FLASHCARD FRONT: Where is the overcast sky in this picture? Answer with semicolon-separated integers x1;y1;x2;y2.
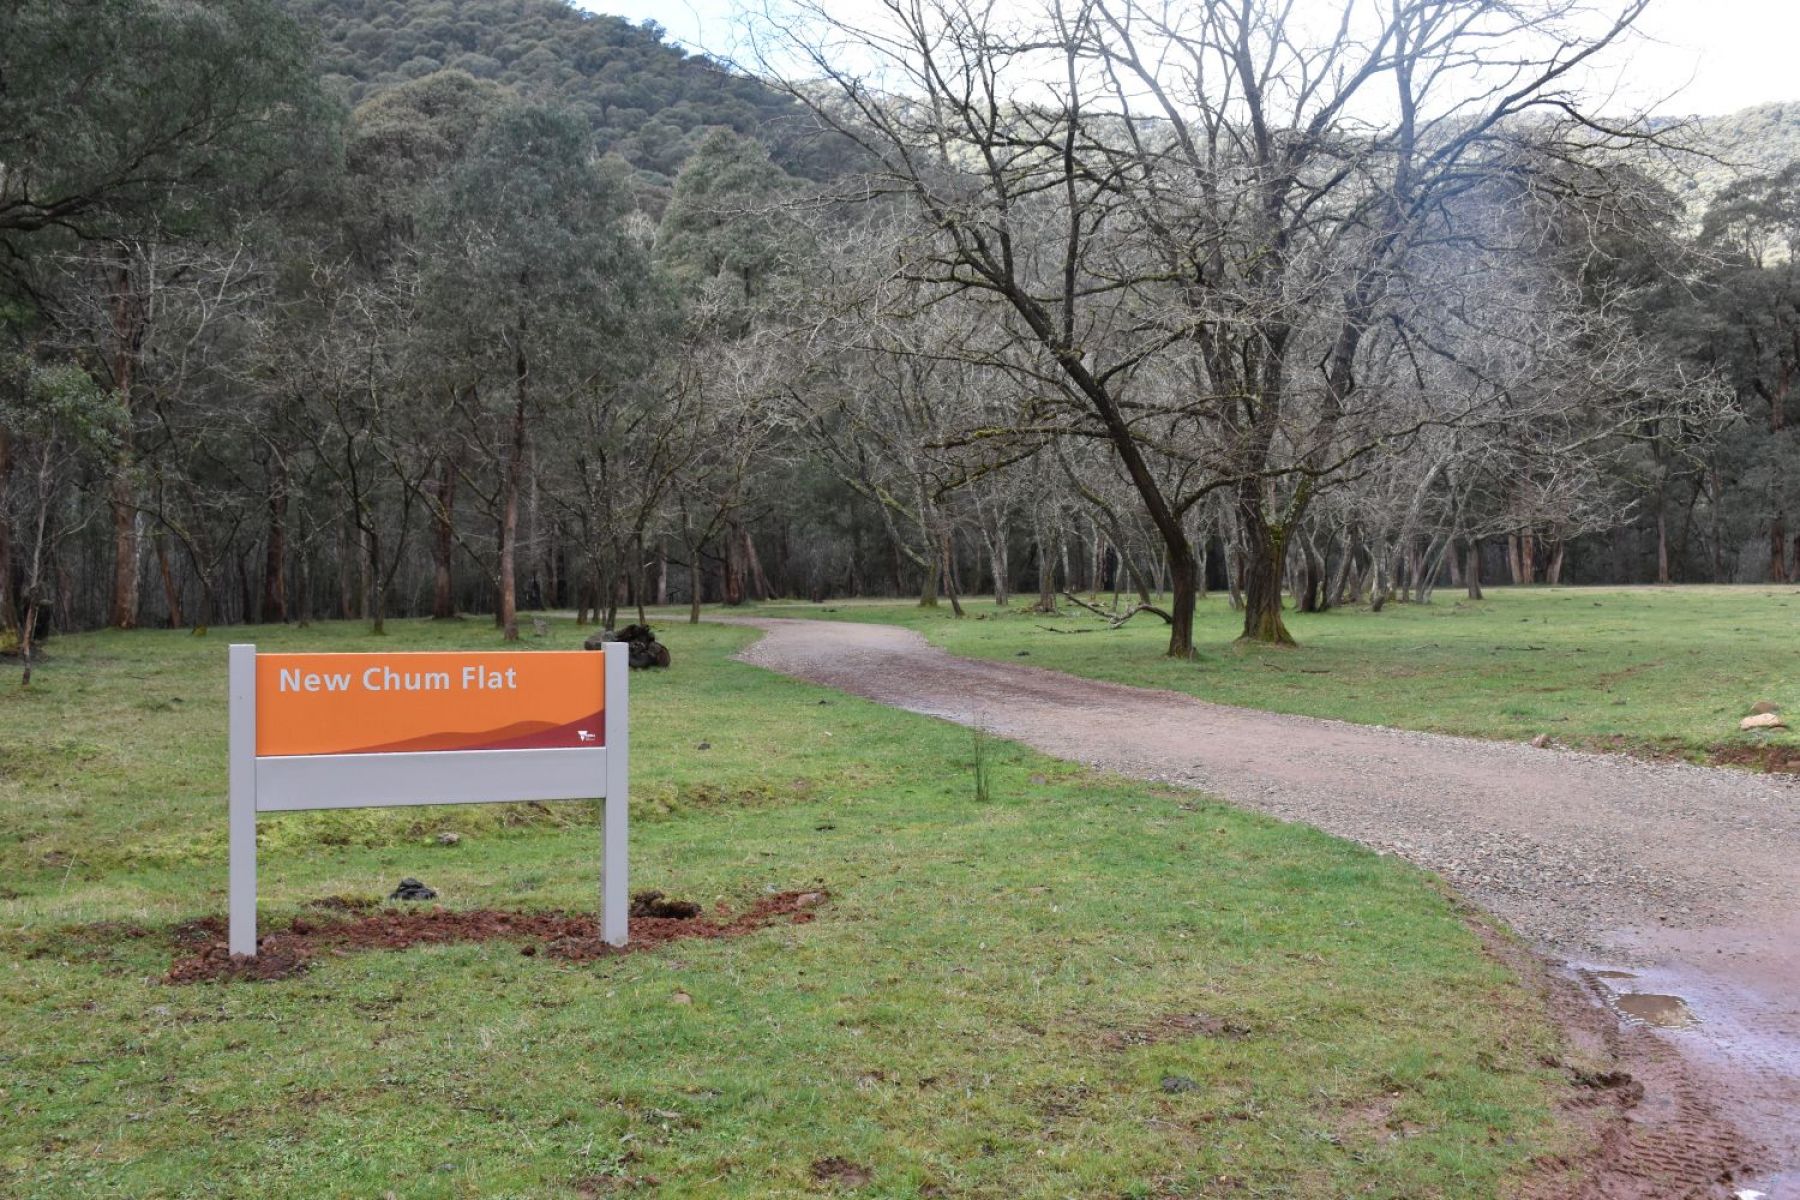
576;0;1800;117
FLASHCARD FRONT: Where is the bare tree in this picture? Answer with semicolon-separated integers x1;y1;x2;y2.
757;0;1661;653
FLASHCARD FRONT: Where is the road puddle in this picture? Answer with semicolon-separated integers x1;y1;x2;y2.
1614;991;1698;1029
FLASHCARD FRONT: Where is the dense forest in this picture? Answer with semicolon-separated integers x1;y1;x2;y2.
4;0;1800;670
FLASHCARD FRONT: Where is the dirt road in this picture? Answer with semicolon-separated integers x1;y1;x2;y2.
731;616;1800;1198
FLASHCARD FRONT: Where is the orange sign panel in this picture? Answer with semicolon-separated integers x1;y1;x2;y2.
255;652;605;757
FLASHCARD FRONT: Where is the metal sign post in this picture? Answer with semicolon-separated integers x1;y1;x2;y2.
226;643;628;956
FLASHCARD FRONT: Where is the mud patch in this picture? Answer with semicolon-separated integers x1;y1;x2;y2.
1101;1011;1252;1049
809;1157;872;1188
164;890;827;983
1491;950;1756;1198
1706;743;1800;774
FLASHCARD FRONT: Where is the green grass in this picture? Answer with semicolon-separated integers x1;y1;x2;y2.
752;584;1800;765
1;617;1574;1198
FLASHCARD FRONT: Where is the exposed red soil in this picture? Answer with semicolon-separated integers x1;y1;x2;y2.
164;890;827;984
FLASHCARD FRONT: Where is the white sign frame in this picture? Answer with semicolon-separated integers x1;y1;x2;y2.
227;642;629;956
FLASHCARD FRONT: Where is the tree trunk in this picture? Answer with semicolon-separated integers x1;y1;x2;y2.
296;532;313;628
0;427;15;649
1237;486;1294;644
1167;549;1197;659
261;457;288;623
1519;531;1537;584
1034;532;1056;612
1465;539;1483;601
154;529;183;628
428;460;458;619
742;526;772;600
1771;515;1789;583
941;530;964;618
1546;541;1565;586
365;523;385;635
106;252;143;630
918;548;940;607
338;520;356;619
499;339;528;641
724;524;747;605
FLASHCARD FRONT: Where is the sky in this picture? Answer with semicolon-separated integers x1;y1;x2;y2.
575;0;1800;117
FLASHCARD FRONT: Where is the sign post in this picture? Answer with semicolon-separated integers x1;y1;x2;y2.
226;643;628;956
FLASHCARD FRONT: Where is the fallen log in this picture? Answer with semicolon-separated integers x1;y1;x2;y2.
1059;591;1173;627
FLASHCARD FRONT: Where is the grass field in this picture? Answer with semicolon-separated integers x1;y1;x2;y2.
1;618;1575;1198
754;584;1800;767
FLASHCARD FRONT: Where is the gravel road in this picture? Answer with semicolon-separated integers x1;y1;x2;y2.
730;616;1800;1196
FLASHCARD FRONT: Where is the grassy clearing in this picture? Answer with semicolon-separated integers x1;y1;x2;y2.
3;618;1572;1198
752;584;1800;765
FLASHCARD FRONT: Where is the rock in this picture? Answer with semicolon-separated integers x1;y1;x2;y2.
1750;700;1781;715
388;878;437;901
794;891;827;909
1740;713;1787;731
671;989;693;1005
435;831;460;846
581;630;609;651
1160;1074;1202;1094
696;741;711;751
1530;733;1552;748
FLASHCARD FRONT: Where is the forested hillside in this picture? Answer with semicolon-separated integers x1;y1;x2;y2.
284;0;819;181
1662;102;1800;214
6;0;1800;669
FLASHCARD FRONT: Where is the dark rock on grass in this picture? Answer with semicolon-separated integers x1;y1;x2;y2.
629;889;702;919
583;623;672;669
1160;1074;1203;1094
389;878;438;901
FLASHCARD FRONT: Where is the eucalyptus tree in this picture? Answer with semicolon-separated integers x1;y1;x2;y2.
0;356;114;681
422;104;657;640
1;0;323;630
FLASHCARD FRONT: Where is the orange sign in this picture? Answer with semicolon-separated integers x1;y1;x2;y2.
255;652;605;757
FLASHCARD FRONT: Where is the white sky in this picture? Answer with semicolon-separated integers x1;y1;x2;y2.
575;0;1800;117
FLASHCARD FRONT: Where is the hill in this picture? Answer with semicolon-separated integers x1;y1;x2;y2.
284;0;821;182
1659;101;1800;215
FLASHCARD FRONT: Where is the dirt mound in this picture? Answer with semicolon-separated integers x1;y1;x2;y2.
629;889;702;919
165;890;827;983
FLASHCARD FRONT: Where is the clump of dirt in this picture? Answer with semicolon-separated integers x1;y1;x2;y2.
809;1157;872;1188
165;890;828;984
629;889;702;919
549;890;825;962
